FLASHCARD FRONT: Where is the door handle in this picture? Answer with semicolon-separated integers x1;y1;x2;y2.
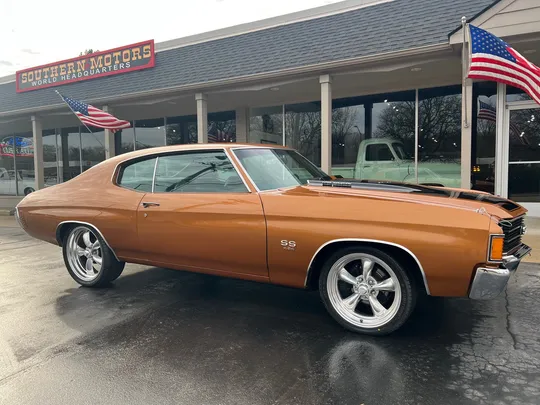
141;202;160;208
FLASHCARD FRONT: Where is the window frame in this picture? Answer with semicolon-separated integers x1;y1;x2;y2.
113;148;251;194
365;143;396;162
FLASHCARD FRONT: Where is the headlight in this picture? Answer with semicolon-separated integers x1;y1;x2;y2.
488;234;505;262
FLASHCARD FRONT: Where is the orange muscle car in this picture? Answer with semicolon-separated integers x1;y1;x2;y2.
16;144;531;335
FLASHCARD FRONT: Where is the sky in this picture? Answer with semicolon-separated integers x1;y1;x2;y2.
0;0;344;77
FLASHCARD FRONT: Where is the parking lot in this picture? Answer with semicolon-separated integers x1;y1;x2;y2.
1;217;539;405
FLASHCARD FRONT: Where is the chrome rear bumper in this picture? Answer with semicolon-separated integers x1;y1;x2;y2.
469;244;531;300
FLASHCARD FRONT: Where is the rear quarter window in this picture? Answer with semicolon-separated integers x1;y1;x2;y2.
117;157;156;192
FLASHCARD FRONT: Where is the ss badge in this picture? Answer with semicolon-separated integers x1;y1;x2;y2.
281;240;297;251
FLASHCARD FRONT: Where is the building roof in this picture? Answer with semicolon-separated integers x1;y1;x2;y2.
0;0;496;116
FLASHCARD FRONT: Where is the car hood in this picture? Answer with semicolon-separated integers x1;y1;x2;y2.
294;179;526;220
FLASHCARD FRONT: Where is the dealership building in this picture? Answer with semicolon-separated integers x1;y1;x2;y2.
1;0;540;214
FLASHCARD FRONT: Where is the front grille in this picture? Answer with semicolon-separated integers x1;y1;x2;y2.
500;216;525;254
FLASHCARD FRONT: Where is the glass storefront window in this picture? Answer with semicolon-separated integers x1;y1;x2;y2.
355;91;416;182
60;127;81;181
285;102;321;167
43;129;60;186
507;85;532;103
115;124;135;155
81;127;105;172
14;132;35;195
417;86;462;188
0;135;16;195
166;115;197;145
249;106;283;145
331;98;365;178
135;118;165;150
208;111;236;143
473;82;497;193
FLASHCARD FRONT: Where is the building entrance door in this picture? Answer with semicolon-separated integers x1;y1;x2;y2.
503;102;540;216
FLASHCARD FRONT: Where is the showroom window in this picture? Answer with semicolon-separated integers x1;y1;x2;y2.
80;126;105;172
0;133;35;196
154;151;246;193
472;82;497;194
285;102;321;167
43;129;60;186
166;115;197;145
249;106;283;145
135;118;165;149
208;111;236;143
115;124;136;154
331;90;415;180
417;85;462;188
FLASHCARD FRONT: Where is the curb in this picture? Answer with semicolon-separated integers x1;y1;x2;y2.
0;209;15;216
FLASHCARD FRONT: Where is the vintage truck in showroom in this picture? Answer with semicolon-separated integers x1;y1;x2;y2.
15;143;530;335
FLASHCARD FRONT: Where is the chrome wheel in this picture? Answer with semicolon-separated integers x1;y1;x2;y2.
327;253;402;329
66;227;103;282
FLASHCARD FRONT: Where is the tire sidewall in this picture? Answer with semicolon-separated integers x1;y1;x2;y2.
319;246;417;336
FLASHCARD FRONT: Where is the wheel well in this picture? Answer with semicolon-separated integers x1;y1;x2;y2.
56;222;76;246
305;241;429;295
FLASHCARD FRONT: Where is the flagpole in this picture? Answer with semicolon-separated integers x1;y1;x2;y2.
462;16;470;128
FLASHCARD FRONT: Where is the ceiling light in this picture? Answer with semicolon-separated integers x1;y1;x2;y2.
411;67;422;72
270;87;280;91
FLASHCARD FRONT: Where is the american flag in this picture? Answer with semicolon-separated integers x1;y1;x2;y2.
208;129;235;143
60;93;131;132
467;25;540;105
478;101;529;145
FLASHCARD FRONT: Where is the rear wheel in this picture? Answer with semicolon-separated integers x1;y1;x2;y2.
319;246;416;336
62;225;125;287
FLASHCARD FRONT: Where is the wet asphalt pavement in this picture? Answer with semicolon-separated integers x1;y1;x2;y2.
1;220;540;405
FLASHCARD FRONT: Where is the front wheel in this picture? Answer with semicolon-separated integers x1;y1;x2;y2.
62;225;125;287
319;246;417;336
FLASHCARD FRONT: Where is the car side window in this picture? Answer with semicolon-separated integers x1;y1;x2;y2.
366;144;394;161
117;157;157;192
154;151;247;193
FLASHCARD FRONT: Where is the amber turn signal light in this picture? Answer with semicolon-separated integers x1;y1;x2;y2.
489;235;504;262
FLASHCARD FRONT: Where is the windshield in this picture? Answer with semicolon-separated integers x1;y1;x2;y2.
233;148;331;191
392;143;412;160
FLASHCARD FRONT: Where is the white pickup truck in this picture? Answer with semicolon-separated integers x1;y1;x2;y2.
332;138;461;188
0;168;35;195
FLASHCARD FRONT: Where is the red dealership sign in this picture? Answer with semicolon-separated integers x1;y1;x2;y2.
16;40;155;93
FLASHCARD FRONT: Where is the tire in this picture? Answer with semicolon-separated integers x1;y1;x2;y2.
24;187;34;196
319;246;417;336
62;224;125;287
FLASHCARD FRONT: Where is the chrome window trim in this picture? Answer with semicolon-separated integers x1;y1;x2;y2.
151;156;159;193
305;238;431;295
111;147;250;194
223;148;252;193
231;146;319;193
56;221;120;262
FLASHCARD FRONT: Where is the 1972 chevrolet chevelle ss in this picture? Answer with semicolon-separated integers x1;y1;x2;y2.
16;144;531;335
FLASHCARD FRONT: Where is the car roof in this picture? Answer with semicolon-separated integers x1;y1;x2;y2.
105;142;293;165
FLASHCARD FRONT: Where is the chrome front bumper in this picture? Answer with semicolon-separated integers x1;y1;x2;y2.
469;244;532;300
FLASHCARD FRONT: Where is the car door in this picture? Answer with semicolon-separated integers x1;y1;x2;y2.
135;149;268;278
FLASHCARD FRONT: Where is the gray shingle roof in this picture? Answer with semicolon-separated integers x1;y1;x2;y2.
0;0;496;115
